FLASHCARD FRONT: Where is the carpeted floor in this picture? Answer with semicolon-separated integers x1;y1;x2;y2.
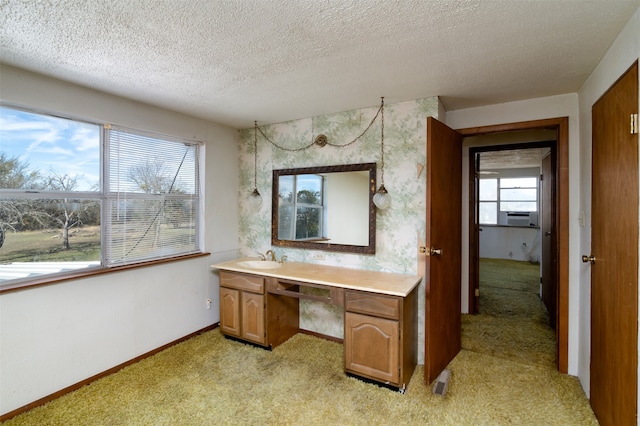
462;258;556;368
4;259;597;425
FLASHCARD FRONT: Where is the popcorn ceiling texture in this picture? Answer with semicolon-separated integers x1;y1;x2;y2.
1;0;638;128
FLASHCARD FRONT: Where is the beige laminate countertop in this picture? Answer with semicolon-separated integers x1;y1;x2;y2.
211;258;422;297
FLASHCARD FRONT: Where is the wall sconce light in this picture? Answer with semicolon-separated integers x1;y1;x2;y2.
249;121;263;208
373;97;391;210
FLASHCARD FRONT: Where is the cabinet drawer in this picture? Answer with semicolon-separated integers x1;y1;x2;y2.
220;271;264;293
344;290;400;320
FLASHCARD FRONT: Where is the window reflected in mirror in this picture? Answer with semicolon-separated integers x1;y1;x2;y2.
278;174;324;241
272;163;376;254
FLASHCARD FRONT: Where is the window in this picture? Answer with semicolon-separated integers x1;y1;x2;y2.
277;174;325;241
0;106;202;285
105;126;200;266
479;177;538;225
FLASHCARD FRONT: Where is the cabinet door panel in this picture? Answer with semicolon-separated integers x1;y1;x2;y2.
242;292;265;345
345;312;399;384
220;287;240;337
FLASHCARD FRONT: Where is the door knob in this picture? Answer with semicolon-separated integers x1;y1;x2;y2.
419;246;443;256
544;231;552;236
582;255;596;264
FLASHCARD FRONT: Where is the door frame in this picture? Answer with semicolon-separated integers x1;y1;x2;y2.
458;117;569;373
469;140;556;314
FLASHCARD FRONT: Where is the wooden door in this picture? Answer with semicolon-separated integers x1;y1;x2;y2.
590;61;638;426
541;151;557;329
424;117;462;384
469;151;480;313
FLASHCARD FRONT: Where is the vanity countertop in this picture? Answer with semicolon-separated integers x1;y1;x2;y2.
211;258;422;297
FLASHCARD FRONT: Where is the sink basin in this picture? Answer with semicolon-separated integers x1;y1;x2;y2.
237;260;282;270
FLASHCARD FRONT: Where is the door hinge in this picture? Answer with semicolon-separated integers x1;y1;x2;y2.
475;288;480;297
632;113;638;135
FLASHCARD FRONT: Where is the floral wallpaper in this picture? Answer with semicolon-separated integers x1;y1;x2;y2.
237;97;440;363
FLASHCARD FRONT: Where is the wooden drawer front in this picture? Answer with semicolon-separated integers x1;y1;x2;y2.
220;271;264;293
345;291;400;320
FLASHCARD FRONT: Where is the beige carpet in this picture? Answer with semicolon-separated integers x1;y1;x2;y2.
4;259;597;425
5;330;596;425
462;258;556;368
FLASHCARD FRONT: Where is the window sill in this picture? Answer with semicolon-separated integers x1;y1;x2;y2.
0;252;211;294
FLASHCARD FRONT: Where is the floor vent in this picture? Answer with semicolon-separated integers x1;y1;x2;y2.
432;369;451;396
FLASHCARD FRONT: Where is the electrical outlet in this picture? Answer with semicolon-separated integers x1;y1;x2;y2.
313;253;325;260
206;298;211;310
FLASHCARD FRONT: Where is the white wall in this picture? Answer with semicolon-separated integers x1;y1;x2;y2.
576;8;640;400
480;226;541;263
0;65;240;416
447;93;581;376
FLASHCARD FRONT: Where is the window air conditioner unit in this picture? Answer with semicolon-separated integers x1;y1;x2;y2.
499;212;538;227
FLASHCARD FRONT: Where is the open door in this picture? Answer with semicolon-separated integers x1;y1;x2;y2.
424;117;462;384
588;61;638;426
541;151;557;330
469;151;480;313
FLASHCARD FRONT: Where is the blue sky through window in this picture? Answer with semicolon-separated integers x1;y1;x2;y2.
0;106;100;191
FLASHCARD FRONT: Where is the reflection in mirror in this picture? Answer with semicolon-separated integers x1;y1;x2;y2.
272;163;376;254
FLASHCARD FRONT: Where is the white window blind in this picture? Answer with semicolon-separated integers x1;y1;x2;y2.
105;126;201;266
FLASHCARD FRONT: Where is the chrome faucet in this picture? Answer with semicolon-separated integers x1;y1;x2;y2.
265;249;276;262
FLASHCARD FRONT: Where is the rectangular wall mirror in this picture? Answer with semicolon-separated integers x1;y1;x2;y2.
272;163;376;254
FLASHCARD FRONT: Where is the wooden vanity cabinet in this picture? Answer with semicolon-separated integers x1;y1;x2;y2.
219;271;267;346
214;261;420;391
344;288;418;390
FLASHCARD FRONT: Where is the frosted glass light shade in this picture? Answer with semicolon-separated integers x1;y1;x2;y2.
249;188;263;208
373;185;391;210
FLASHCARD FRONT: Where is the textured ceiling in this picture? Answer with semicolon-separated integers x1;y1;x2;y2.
1;0;639;129
480;148;549;170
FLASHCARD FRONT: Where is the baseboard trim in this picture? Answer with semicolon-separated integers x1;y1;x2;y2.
299;328;343;344
0;323;218;422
